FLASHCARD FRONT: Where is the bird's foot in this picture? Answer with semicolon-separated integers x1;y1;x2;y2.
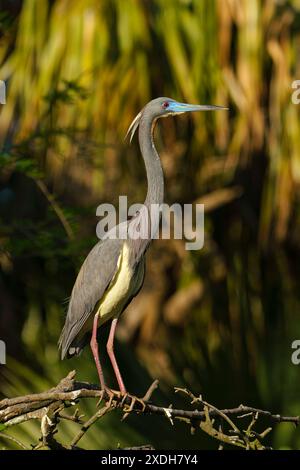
120;380;160;420
121;393;147;421
96;387;121;407
97;381;159;418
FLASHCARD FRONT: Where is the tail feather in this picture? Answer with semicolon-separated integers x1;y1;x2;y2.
58;322;88;359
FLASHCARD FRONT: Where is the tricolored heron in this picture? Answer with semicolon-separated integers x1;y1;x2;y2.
59;97;227;394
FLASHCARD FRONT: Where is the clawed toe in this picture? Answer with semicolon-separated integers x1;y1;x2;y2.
96;382;158;420
121;394;146;420
96;387;122;407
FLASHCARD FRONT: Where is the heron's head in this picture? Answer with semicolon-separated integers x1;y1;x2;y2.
126;97;228;142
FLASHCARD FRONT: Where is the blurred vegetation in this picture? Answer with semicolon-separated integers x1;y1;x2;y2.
1;0;300;449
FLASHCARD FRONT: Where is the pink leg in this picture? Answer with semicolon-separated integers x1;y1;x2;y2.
90;314;106;390
107;318;126;394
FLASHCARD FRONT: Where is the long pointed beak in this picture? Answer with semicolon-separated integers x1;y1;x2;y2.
168;102;228;113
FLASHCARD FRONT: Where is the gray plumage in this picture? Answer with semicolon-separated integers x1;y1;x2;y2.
59;238;122;358
58;97;226;390
59;98;166;359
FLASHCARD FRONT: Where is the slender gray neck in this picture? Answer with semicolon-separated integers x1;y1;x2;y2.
139;115;164;209
127;112;164;263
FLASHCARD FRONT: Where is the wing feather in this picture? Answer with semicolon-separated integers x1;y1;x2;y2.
59;238;122;358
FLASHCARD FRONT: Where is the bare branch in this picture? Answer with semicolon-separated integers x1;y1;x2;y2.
0;371;298;450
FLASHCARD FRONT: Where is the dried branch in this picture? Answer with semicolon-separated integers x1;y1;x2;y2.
0;371;298;450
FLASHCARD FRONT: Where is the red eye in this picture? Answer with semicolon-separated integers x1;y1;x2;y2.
162;101;169;109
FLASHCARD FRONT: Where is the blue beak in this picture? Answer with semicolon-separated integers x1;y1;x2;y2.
168;101;228;113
